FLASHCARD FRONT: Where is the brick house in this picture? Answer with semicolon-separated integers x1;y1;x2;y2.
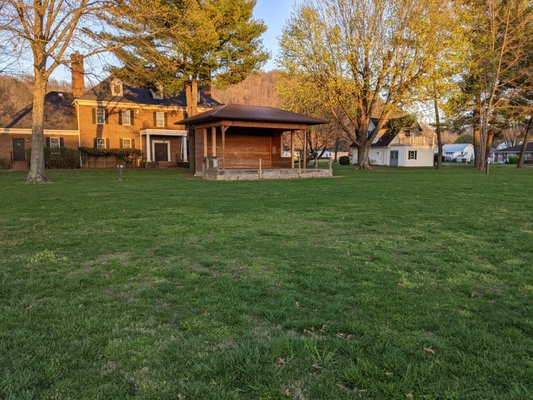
0;56;221;169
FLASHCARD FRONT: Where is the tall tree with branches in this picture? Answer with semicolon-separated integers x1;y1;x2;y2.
0;1;159;183
278;0;464;169
104;0;269;117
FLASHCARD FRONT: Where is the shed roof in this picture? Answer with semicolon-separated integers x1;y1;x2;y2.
443;143;473;152
178;104;327;126
0;91;77;130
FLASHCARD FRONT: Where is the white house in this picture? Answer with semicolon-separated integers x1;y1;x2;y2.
442;143;474;163
351;121;436;167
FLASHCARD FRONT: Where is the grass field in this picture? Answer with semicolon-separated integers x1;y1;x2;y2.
0;166;532;400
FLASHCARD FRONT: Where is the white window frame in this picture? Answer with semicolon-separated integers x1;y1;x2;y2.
96;108;106;125
155;111;165;128
122;109;131;126
49;137;61;154
96;138;107;149
408;150;418;160
122;138;133;149
111;79;123;97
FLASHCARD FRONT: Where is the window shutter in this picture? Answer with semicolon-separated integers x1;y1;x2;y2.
92;109;96;124
131;139;136;149
104;110;109;124
164;112;167;128
60;138;64;148
118;110;123;125
130;110;135;125
153;112;157;127
106;138;110;149
120;138;124;149
46;137;51;147
93;138;98;149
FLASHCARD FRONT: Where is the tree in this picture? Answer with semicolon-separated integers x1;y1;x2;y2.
0;1;137;183
456;0;533;172
278;0;464;169
105;0;269;117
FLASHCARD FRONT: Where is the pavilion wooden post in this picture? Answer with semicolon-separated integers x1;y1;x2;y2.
211;127;217;168
259;158;263;178
203;128;208;172
303;129;307;170
221;126;228;170
290;131;295;169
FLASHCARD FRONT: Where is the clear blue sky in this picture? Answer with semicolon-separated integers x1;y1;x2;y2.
253;0;296;71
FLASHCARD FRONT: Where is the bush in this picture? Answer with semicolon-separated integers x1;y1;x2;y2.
507;156;519;164
79;147;142;167
339;155;351;165
454;134;473;144
0;158;10;169
26;147;81;169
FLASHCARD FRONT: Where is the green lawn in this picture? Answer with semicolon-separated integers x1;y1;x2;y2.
0;166;532;400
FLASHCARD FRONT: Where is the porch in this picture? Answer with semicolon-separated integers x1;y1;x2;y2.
140;129;188;165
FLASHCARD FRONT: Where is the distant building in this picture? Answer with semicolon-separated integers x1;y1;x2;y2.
442;143;475;163
492;143;533;163
351;121;436;167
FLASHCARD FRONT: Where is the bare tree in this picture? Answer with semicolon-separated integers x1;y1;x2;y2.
278;0;466;169
0;1;155;183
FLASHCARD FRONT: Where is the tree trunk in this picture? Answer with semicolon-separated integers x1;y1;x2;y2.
185;79;198;117
434;99;443;169
473;101;482;169
26;76;48;184
357;142;371;170
334;136;339;162
484;132;494;175
517;118;531;168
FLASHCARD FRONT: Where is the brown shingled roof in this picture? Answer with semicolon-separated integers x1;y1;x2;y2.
178;104;327;126
0;91;78;130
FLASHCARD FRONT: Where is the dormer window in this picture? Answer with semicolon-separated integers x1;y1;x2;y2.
151;85;164;100
111;78;123;97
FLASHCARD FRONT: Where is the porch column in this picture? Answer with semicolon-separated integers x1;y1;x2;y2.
211;127;217;157
303;129;307;170
182;135;188;162
290;131;295;169
146;134;151;162
203;128;208;171
221;126;228;169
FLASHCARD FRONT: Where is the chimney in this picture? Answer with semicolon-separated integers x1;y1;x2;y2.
71;53;85;97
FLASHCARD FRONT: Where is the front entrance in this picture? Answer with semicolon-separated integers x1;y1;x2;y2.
390;150;399;167
12;139;26;161
154;142;169;162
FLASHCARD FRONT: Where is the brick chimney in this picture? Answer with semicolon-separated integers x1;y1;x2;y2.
71;53;85;97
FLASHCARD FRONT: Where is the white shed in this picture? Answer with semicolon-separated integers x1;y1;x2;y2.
442;144;474;163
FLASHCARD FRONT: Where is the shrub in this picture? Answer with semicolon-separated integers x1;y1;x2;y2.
339;155;351;165
79;147;142;167
0;158;10;169
507;156;519;164
26;147;81;169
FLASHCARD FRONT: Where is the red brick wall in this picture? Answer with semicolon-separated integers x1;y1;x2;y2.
77;104;187;149
0;133;79;164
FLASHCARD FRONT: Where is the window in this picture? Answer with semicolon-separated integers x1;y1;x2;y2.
96;108;106;125
408;150;418;160
404;129;411;137
49;137;61;154
121;109;131;125
111;78;123;97
96;138;107;149
155;111;165;128
122;138;132;149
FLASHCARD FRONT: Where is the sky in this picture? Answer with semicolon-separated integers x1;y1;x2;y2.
253;0;296;71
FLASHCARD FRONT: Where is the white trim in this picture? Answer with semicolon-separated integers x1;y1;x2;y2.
0;128;79;136
121;109;131;126
140;129;187;137
155;111;165;128
73;99;187;111
182;136;188;162
152;140;171;162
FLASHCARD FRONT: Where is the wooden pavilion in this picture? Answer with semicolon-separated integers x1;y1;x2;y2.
179;104;332;180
